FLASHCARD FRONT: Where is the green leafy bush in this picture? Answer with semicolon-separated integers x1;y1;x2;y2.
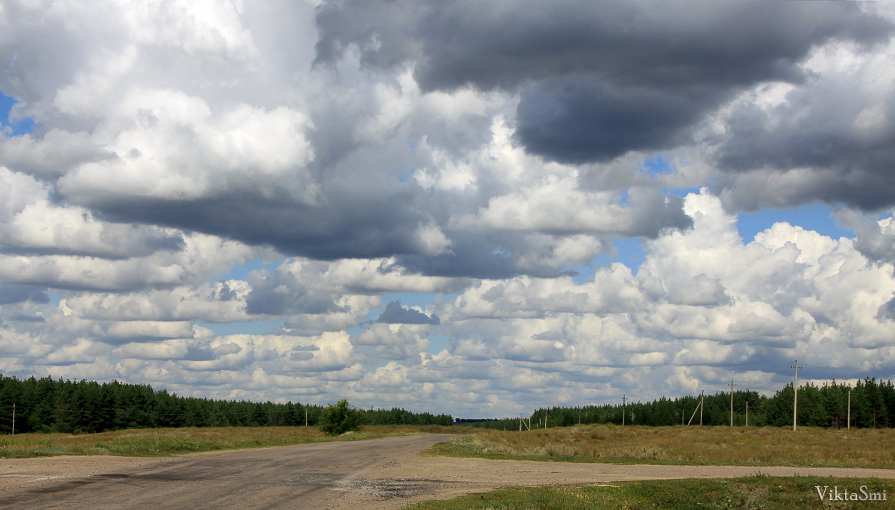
318;399;362;436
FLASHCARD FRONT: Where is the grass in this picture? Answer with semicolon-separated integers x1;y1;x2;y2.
5;422;895;471
0;424;459;458
404;476;895;510
424;424;895;469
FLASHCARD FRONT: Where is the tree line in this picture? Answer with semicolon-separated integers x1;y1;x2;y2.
4;374;892;434
470;378;895;430
0;374;452;434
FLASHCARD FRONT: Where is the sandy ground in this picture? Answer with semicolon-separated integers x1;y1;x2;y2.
3;436;895;509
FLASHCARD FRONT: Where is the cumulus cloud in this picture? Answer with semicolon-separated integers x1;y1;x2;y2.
2;0;895;416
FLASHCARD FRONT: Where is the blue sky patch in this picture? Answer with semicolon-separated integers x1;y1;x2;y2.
0;90;35;136
737;203;854;243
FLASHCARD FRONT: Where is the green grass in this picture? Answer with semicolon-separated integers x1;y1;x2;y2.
0;424;460;458
423;425;895;469
403;476;895;509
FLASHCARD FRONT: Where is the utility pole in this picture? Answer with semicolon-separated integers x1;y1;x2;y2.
730;380;736;427
700;390;704;426
305;407;308;427
792;360;802;431
621;394;627;426
847;389;851;431
686;400;700;426
11;403;14;435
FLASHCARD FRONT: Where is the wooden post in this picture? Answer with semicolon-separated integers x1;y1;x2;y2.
746;400;749;427
11;403;14;435
730;380;736;427
700;391;703;426
305;407;308;427
847;389;851;431
791;360;801;431
687;399;701;426
621;395;627;426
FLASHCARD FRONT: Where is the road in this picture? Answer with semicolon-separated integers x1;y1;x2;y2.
3;434;895;510
0;434;457;510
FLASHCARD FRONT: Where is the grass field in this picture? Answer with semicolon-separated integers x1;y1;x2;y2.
425;423;895;469
0;424;457;458
403;476;895;510
4;423;894;469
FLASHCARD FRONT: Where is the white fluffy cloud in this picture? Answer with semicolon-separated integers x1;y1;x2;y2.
1;0;894;417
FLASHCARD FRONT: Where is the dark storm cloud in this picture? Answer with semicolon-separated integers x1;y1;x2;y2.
87;185;427;261
376;300;440;325
315;0;891;163
516;76;711;163
317;0;887;90
0;284;49;305
714;79;895;211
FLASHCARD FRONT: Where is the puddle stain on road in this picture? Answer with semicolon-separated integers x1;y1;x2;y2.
335;478;446;499
286;473;445;500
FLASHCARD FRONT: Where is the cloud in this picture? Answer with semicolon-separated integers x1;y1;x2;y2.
315;0;891;164
352;323;431;360
0;284;48;305
451;180;691;237
2;0;895;417
376;300;440;325
712;39;895;211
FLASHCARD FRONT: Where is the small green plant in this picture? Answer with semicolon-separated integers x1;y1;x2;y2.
318;399;363;436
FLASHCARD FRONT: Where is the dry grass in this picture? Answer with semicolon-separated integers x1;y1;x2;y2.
430;424;895;469
0;424;460;458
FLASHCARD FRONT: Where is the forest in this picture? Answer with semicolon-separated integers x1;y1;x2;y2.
0;374;453;434
1;374;893;434
470;378;895;430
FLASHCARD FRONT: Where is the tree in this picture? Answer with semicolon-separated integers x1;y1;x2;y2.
318;399;362;436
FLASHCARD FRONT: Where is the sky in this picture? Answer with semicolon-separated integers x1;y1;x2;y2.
2;0;895;418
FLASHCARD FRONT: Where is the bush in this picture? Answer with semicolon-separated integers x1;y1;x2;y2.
318;399;362;436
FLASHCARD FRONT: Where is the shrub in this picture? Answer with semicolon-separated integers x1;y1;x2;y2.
318;399;362;436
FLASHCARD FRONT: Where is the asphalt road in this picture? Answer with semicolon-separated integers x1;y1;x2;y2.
0;434;457;510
